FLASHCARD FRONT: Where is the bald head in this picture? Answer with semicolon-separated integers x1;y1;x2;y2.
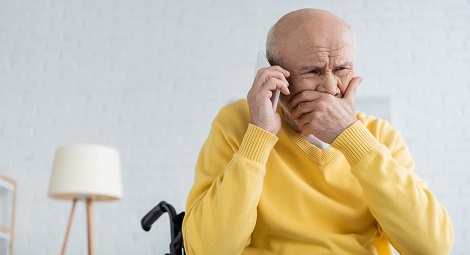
266;8;355;65
268;9;359;131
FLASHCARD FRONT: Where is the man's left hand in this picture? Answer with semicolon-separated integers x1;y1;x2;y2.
288;76;363;144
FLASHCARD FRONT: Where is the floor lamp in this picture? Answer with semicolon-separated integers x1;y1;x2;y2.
48;144;123;255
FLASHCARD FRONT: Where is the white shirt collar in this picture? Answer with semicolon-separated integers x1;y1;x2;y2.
300;134;330;149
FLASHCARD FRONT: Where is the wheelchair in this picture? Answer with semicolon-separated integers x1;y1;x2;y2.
141;201;186;255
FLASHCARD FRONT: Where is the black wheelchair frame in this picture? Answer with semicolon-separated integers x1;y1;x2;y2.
141;201;186;255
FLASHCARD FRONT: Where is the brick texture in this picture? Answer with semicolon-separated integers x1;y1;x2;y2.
0;0;469;254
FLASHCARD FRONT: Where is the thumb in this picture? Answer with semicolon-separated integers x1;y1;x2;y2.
343;76;363;105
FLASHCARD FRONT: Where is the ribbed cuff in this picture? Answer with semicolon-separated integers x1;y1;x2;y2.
237;124;279;165
331;121;380;166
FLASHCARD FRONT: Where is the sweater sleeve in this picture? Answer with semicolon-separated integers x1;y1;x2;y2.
331;121;454;255
182;120;278;255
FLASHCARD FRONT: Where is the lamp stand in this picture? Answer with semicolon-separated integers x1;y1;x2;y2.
61;198;77;255
60;198;95;255
86;198;95;255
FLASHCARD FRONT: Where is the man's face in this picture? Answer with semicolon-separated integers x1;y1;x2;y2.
277;25;356;131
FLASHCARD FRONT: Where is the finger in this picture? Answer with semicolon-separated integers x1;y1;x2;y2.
264;90;272;99
301;125;314;137
298;113;316;136
288;90;325;110
255;68;289;88
261;78;290;95
271;65;290;77
255;66;289;82
297;111;319;130
343;76;363;104
290;101;316;120
249;88;272;102
279;82;290;95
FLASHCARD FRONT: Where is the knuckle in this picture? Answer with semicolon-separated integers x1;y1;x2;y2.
316;101;326;109
256;68;268;76
272;65;282;71
265;79;276;89
318;94;328;101
267;77;277;83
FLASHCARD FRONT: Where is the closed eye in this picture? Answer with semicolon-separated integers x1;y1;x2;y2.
309;69;320;74
334;67;348;72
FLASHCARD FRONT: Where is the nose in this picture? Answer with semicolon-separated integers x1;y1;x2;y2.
316;73;340;96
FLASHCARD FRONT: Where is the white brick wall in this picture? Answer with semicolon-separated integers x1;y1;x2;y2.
0;0;468;254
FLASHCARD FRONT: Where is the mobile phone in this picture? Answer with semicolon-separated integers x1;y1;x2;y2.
254;50;280;111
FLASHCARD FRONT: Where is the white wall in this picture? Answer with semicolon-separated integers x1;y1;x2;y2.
0;0;469;254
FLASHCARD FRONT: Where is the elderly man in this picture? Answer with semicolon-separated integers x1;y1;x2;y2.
182;8;453;254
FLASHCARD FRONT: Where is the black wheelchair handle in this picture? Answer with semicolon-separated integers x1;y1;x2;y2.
141;201;167;231
141;201;183;255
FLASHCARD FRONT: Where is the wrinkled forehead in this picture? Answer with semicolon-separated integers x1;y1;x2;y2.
282;21;356;57
276;22;356;70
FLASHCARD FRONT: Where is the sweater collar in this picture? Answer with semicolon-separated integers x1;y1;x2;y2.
279;108;341;166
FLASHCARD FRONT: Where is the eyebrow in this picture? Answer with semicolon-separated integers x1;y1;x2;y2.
300;61;354;71
334;61;354;68
299;63;324;72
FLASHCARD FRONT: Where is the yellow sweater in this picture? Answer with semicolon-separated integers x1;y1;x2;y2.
183;99;453;255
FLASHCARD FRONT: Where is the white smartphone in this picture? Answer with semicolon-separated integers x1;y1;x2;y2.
254;50;280;111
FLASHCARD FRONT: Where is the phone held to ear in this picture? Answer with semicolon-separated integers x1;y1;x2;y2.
254;50;280;112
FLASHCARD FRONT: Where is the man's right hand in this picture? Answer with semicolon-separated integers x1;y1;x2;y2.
247;66;290;135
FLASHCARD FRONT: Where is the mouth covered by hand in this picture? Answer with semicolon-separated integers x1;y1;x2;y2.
280;77;363;144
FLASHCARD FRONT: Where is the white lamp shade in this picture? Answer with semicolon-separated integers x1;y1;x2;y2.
48;144;123;201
